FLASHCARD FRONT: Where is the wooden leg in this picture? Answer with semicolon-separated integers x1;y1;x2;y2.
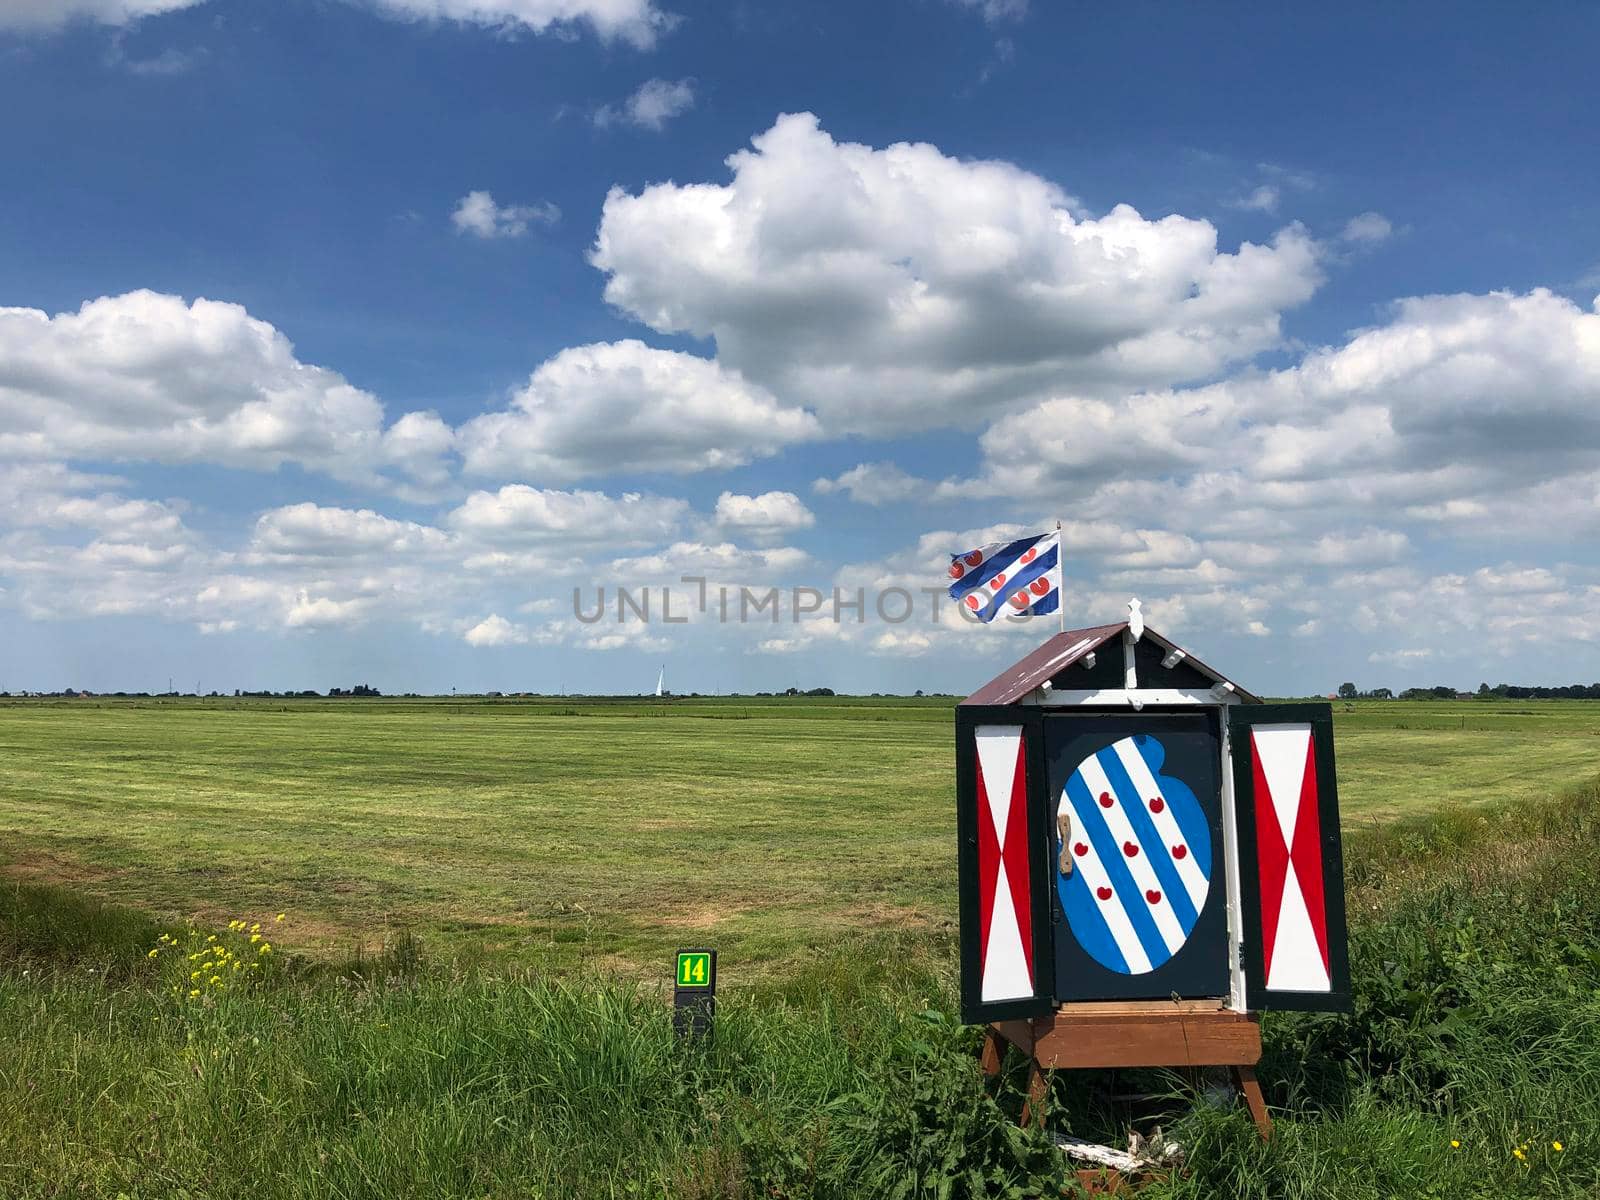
980;1026;1005;1078
1019;1059;1049;1128
1232;1065;1271;1140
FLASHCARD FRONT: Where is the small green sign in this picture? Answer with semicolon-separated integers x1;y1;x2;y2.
676;951;712;989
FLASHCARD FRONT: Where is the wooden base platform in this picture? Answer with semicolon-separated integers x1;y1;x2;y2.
981;1000;1271;1140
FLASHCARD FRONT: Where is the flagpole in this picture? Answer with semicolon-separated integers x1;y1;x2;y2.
1056;518;1066;636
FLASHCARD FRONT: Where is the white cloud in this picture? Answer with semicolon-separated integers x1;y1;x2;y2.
451;190;560;239
447;483;686;545
463;613;528;646
607;539;808;579
593;113;1322;435
249;504;451;560
0;0;201;31
284;591;371;629
0;291;452;492
812;462;926;505
0;0;673;43
1233;185;1280;214
947;0;1028;22
964;289;1600;535
594;77;695;130
712;491;814;542
345;0;672;47
456;340;819;481
1341;211;1394;244
1367;647;1434;664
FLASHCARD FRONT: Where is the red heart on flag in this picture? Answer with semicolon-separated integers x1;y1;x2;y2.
1020;547;1037;564
964;551;983;566
989;573;1006;590
1073;842;1088;857
1123;841;1139;857
1149;797;1164;814
1172;845;1187;860
1030;577;1050;596
948;562;964;579
1096;886;1112;901
1098;792;1113;808
1145;889;1161;904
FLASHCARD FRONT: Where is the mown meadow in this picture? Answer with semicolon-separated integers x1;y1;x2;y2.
1;696;1598;1196
1;695;1596;971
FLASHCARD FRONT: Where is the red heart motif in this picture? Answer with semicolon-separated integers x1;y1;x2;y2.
1073;842;1088;858
1123;841;1139;857
1172;845;1188;860
1149;797;1165;814
1096;886;1113;901
1145;889;1161;904
1098;792;1114;809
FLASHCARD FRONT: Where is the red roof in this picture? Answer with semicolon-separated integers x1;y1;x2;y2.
960;623;1259;706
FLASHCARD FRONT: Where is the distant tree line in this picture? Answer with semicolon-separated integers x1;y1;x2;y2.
1;685;383;699
1337;681;1600;701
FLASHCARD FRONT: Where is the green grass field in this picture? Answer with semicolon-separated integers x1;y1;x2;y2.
2;696;1599;1197
1;695;1597;975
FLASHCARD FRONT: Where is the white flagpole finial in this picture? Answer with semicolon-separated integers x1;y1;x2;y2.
1126;597;1144;642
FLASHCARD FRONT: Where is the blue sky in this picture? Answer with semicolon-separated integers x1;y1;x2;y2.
2;0;1598;696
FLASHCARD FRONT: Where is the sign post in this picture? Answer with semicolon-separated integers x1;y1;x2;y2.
673;948;716;1037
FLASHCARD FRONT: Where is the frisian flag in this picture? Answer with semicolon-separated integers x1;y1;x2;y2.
947;529;1060;621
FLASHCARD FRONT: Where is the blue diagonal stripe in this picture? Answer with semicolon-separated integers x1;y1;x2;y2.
1098;746;1199;933
1066;770;1168;967
1025;588;1059;617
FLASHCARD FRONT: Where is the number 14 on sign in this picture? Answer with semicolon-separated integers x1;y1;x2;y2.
677;951;711;988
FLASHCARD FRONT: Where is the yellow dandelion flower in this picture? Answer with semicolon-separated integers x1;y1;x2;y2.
190;971;201;981
232;961;241;971
1553;1141;1564;1152
148;949;159;959
251;923;260;933
275;913;285;922
250;933;261;943
188;952;201;961
1449;1139;1460;1148
206;934;217;943
209;975;223;986
1513;1148;1525;1161
188;988;200;998
259;944;271;955
249;962;260;970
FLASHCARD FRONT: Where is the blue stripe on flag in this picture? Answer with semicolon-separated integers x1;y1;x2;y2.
1066;771;1168;968
1023;588;1059;618
1098;747;1199;933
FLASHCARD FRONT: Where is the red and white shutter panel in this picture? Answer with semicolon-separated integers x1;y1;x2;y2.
974;725;1034;1002
1230;706;1350;1012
